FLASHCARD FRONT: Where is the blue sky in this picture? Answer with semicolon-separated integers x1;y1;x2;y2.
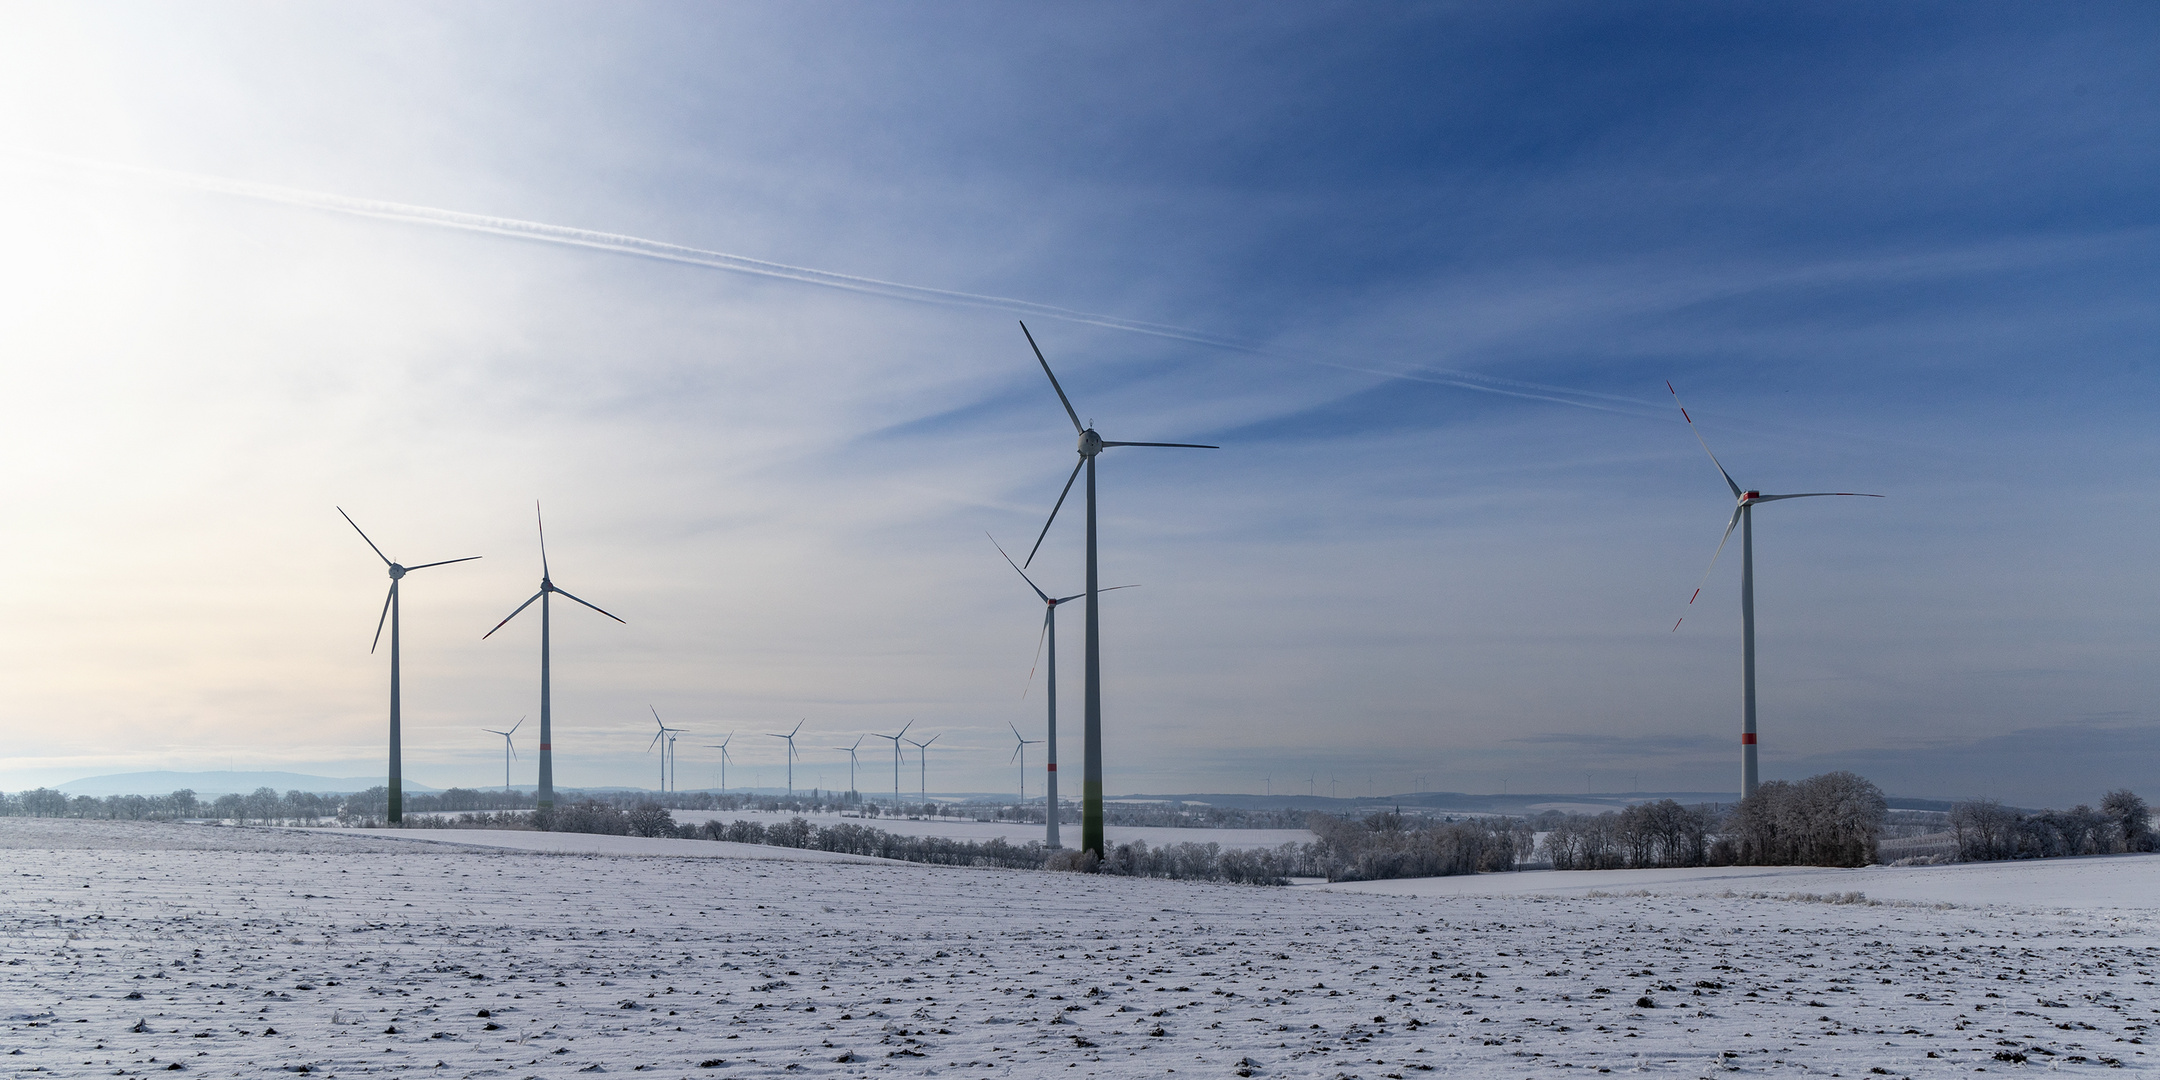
0;2;2153;806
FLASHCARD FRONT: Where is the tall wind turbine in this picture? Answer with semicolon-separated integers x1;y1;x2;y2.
338;508;480;825
1669;383;1882;799
1008;723;1041;807
990;534;1136;848
483;718;524;794
767;720;805;796
647;706;684;793
905;733;940;804
483;503;625;811
834;736;866;802
872;721;912;808
703;733;735;793
1017;322;1217;857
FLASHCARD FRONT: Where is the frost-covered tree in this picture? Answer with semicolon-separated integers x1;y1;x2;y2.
2100;789;2152;852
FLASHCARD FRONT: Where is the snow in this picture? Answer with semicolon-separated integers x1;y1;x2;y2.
1318;853;2160;910
7;818;2160;1079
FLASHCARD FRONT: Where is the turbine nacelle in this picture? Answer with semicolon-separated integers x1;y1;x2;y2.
1078;428;1103;457
1739;491;1762;504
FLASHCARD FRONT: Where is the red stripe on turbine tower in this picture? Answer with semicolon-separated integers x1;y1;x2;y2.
1740;733;1756;744
1047;763;1057;771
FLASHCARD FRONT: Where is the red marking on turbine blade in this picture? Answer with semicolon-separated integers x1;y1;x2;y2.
1740;733;1756;745
1671;618;1684;632
1688;589;1700;604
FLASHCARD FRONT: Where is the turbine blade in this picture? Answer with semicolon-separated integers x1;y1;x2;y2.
897;719;912;739
1024;457;1085;568
404;555;482;571
1023;611;1049;699
988;533;1053;603
338;507;392;566
1749;492;1886;502
551;585;625;624
482;590;545;639
1010;744;1023;763
1667;382;1744;500
1009;721;1024;741
370;583;395;654
1054;583;1140;604
509;717;523;735
789;719;804;737
922;734;940;747
1097;441;1219;449
1673;506;1744;632
1020;321;1083;435
535;501;550;579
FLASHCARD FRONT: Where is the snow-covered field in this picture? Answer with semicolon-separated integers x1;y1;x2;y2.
6;819;2159;1079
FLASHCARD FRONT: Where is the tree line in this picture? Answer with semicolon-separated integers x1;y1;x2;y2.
1947;790;2151;861
1536;772;1889;869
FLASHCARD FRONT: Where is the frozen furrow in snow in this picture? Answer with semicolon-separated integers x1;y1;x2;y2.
4;819;2158;1079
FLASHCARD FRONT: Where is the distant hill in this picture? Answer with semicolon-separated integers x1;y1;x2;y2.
54;771;444;797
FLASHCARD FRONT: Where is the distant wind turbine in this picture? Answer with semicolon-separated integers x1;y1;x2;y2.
989;534;1135;849
834;736;866;801
905;733;941;804
872;721;913;808
647;706;685;793
337;507;480;825
1668;383;1883;799
767;720;805;796
1008;723;1042;807
482;502;625;810
703;733;735;794
1017;322;1216;857
483;718;524;794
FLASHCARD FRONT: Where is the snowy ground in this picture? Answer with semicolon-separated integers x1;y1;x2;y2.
6;819;2159;1080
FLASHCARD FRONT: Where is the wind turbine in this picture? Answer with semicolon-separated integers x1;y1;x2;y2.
871;721;912;808
483;502;625;810
905;733;940;804
1017;322;1217;857
647;706;684;793
1008;723;1041;807
1668;383;1882;799
833;736;866;802
767;720;805;797
338;508;480;825
483;718;524;794
990;534;1136;848
703;733;735;794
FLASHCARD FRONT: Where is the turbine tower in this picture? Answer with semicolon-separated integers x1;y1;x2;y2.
703;733;735;793
338;507;479;825
1018;322;1216;857
1007;723;1042;807
990;534;1135;848
1669;383;1882;799
834;736;866;802
767;720;805;796
483;502;625;811
905;733;940;804
483;718;523;794
872;721;912;808
647;706;685;793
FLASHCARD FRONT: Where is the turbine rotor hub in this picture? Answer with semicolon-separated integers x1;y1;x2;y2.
387;564;407;580
1078;428;1103;457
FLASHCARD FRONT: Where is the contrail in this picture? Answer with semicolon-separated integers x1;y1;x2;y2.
6;148;1652;416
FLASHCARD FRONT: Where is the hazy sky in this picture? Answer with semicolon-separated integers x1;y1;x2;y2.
1;2;2154;807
